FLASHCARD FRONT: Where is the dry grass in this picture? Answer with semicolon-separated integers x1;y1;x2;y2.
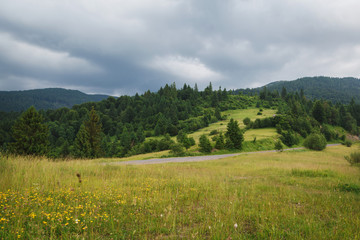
1;144;359;239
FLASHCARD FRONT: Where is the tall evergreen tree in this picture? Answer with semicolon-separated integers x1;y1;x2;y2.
281;87;287;99
73;124;92;158
312;101;325;124
74;106;103;158
225;118;244;149
84;106;103;157
11;106;49;155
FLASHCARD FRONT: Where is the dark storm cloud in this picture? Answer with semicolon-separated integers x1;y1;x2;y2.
0;0;360;95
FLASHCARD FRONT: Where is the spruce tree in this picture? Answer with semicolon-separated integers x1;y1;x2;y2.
74;124;92;158
11;106;49;156
312;101;325;124
225;118;244;149
74;106;103;158
84;106;103;157
199;134;212;153
215;132;225;150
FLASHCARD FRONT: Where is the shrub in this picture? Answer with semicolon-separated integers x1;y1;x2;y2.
169;143;186;157
337;183;360;193
157;134;175;151
274;140;283;152
280;131;299;147
343;139;353;147
340;135;346;141
243;117;251;126
345;151;360;165
209;130;219;136
303;133;327;151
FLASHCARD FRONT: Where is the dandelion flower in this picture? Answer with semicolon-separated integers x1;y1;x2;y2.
75;219;79;224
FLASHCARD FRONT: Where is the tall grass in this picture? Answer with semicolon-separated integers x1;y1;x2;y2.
1;145;360;239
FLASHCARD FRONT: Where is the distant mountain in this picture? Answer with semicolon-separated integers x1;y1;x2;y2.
0;88;109;112
237;77;360;104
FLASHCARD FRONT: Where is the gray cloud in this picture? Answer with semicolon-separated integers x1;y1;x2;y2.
0;0;360;95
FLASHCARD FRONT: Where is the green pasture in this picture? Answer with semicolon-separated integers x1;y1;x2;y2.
243;128;279;141
188;108;277;142
1;144;359;239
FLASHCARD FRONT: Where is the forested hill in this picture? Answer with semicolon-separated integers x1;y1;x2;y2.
0;88;109;112
237;77;360;104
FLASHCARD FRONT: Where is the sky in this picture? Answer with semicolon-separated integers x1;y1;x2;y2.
1;0;360;96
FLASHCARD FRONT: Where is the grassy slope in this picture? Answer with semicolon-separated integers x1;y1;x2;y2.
188;108;277;142
1;144;359;239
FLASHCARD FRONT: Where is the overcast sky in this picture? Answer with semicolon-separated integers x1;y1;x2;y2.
1;0;360;96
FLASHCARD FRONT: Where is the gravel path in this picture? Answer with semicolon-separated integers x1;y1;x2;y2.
109;144;341;165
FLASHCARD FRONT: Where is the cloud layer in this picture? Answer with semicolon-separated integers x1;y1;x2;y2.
1;0;360;95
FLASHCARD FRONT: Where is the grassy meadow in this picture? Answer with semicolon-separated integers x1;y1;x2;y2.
188;108;277;142
1;144;360;239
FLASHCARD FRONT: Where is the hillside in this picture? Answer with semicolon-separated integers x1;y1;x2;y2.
0;88;109;112
237;77;360;104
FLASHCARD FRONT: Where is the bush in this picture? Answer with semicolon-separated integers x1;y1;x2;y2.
274;140;283;152
343;139;353;147
169;143;186;157
340;135;346;141
209;130;219;136
280;131;299;147
157;134;175;151
303;133;327;151
243;117;251;126
345;151;360;165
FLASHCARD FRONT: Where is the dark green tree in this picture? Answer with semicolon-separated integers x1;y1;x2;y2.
73;124;92;158
176;130;195;149
74;106;103;158
225;118;244;149
11;106;49;155
84;107;103;157
215;132;225;150
281;87;287;99
312;101;325;124
199;134;212;153
215;107;222;120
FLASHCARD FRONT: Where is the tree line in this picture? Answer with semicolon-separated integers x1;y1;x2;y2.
0;83;255;158
1;83;359;158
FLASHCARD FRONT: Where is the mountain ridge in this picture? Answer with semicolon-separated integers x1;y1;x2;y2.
1;76;360;112
0;88;109;112
237;76;360;104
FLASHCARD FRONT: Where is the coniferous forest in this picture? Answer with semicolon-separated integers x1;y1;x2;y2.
0;83;359;159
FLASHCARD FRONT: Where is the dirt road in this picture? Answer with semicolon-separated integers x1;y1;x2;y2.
109;144;340;165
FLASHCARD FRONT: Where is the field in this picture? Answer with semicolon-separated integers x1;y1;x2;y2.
1;144;360;239
188;108;277;142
